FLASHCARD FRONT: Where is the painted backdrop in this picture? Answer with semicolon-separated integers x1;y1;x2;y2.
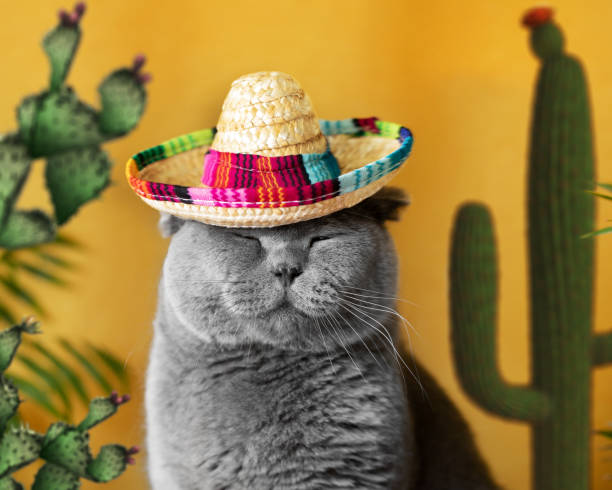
1;0;611;488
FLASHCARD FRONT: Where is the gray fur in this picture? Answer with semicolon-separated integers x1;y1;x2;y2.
146;188;498;489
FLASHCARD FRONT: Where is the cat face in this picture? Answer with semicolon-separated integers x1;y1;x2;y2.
159;188;408;351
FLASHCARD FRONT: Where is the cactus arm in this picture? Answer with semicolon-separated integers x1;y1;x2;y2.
33;447;132;486
0;380;19;435
98;56;149;136
593;331;612;366
0;318;40;373
85;445;130;482
16;95;41;148
28;88;106;158
32;463;79;490
77;392;130;432
0;210;56;249
39;424;90;476
0;427;43;479
42;4;85;91
0;135;32;228
450;203;550;421
45;146;112;225
0;321;138;487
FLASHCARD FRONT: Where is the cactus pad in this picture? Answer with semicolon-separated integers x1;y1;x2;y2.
0;319;39;373
45;146;112;225
28;89;105;158
16;97;39;149
40;425;90;475
32;464;79;490
0;2;149;243
77;395;124;432
42;25;81;92
0;380;20;434
0;136;32;227
0;428;43;478
0;211;56;250
99;65;147;136
0;320;136;487
86;445;128;482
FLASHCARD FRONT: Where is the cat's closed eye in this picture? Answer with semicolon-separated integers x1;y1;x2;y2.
309;235;332;247
231;232;260;243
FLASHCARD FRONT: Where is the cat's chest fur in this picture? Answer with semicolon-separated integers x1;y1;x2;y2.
146;327;415;490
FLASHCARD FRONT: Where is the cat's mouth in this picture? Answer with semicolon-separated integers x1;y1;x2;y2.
259;293;311;320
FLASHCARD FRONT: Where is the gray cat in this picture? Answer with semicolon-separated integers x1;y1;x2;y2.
146;187;498;490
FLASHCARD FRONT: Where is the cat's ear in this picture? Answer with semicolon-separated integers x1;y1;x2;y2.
353;187;410;223
158;212;185;237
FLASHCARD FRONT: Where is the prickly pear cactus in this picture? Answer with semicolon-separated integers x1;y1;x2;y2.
0;318;137;489
449;7;612;490
0;2;150;249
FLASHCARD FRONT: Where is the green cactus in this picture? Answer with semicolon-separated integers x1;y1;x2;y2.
0;2;150;249
0;318;137;489
449;8;612;490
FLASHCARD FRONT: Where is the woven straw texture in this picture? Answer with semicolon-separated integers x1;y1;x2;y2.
125;72;414;227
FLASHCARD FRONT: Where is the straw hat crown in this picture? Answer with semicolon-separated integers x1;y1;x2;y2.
212;71;328;157
126;70;414;227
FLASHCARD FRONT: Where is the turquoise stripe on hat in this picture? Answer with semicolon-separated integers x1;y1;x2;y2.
303;151;340;183
320;118;360;136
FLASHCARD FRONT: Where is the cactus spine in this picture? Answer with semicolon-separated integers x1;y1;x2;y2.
0;318;137;489
0;3;150;249
449;8;612;490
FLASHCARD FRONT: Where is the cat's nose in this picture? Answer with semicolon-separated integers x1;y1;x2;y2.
273;264;303;287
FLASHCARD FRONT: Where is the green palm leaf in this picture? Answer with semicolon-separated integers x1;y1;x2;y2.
0;304;16;325
0;235;79;325
29;249;74;270
588;191;612;201
7;374;63;419
0;277;44;315
18;338;130;421
581;226;612;238
59;339;113;393
597;429;612;439
13;261;67;286
16;354;72;419
28;341;90;407
87;344;129;390
52;233;83;249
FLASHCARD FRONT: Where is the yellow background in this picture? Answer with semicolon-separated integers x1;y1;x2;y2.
1;0;612;488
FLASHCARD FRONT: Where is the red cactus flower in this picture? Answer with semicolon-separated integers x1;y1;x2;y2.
522;7;554;28
110;391;131;406
125;446;140;465
58;2;86;27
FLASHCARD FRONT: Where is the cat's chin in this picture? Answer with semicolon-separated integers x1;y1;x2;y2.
263;299;308;322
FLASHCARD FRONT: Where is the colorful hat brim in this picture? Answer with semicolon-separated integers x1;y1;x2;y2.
126;118;413;227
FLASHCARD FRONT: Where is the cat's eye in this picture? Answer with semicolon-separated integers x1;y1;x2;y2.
231;232;260;243
309;235;331;247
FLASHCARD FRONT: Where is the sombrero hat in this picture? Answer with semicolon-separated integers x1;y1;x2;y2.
125;71;413;227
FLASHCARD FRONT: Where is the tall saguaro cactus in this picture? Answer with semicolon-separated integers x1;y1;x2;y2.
449;8;612;490
0;3;150;250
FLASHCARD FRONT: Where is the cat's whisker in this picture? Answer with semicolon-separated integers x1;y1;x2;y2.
321;315;367;385
314;316;336;375
339;301;426;397
338;287;419;307
329;310;385;373
340;295;420;338
337;302;409;393
339;296;421;380
337;302;398;363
